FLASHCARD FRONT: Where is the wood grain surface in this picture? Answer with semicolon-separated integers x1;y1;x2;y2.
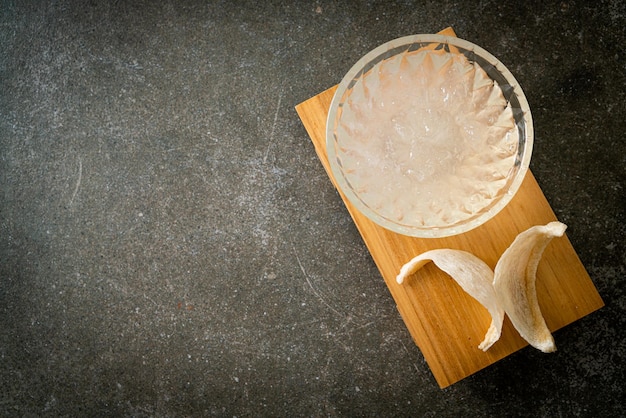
295;29;604;387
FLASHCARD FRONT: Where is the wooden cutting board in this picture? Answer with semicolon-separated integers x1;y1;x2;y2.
295;28;604;388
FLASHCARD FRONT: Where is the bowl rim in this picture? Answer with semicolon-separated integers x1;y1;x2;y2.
326;33;534;238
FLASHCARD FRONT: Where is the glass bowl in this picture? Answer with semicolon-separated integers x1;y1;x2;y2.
326;34;533;238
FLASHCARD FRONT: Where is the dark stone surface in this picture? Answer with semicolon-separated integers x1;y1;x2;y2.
1;1;624;416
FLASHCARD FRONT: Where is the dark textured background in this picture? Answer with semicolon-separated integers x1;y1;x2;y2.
1;1;624;416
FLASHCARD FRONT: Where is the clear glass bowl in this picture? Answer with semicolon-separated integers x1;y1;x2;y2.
326;34;533;238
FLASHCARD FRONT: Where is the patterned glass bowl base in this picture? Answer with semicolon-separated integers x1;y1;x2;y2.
327;34;533;238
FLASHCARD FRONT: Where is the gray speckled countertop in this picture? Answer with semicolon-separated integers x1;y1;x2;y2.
1;1;624;416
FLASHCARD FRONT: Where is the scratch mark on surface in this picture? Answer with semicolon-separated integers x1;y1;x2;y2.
292;242;341;317
69;157;82;207
354;321;375;330
264;90;283;163
399;338;420;373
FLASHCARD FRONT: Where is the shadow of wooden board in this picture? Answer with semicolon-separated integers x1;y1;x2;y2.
295;27;604;388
